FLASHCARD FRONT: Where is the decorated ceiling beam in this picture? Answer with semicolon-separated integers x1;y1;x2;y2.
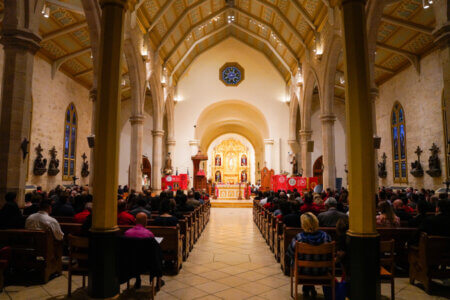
45;0;85;15
381;15;433;35
375;64;395;74
164;7;229;63
170;23;293;82
51;47;91;79
290;0;316;31
156;0;210;53
147;0;176;32
41;21;87;42
251;0;308;50
74;68;93;77
164;7;299;67
376;42;420;73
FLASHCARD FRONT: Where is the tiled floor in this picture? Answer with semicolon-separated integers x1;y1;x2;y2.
1;208;448;299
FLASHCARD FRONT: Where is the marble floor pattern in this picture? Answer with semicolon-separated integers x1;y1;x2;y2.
1;208;448;299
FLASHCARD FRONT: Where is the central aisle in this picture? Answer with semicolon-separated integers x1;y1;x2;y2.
158;208;291;299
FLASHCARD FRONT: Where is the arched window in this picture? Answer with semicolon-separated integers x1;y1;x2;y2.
391;102;407;183
63;103;77;180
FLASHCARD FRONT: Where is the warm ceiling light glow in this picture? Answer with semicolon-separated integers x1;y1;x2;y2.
339;75;345;85
42;5;50;18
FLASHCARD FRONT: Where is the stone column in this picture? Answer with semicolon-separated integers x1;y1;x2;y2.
88;88;97;192
299;130;312;177
129;114;145;192
321;114;337;190
433;0;450;178
89;0;129;297
189;139;200;156
370;87;380;189
0;0;43;207
152;130;164;193
264;138;274;169
340;0;379;298
167;138;176;159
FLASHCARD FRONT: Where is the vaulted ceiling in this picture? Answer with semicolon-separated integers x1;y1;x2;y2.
0;0;438;100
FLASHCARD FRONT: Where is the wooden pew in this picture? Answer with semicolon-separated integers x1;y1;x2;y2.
0;229;62;283
409;233;450;293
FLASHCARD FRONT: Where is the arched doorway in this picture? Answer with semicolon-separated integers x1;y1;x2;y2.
142;156;151;188
313;156;323;185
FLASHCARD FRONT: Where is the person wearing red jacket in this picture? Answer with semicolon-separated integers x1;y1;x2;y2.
73;202;92;223
117;200;135;225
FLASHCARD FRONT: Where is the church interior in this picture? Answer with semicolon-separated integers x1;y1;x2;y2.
0;0;449;299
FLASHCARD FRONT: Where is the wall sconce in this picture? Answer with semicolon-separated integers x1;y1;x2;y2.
339;74;345;85
42;4;50;18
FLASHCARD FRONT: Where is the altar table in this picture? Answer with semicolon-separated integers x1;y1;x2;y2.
215;184;247;200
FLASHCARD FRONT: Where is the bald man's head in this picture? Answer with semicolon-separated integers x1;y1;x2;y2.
135;212;148;226
393;199;403;210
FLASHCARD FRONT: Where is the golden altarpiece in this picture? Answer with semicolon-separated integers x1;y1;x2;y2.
211;139;249;184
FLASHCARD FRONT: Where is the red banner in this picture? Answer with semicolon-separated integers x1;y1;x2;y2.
162;174;189;191
271;175;318;192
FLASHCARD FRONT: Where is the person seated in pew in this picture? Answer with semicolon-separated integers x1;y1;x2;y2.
318;197;348;227
393;199;413;223
23;193;42;216
283;201;302;227
335;217;350;278
117;200;135;225
408;200;430;228
130;196;152;218
300;193;321;215
73;202;92;223
52;193;75;217
176;193;194;212
287;212;332;298
419;198;450;237
0;192;24;229
153;199;178;226
274;200;292;221
123;212;156;289
25;200;64;241
186;190;201;208
376;201;400;227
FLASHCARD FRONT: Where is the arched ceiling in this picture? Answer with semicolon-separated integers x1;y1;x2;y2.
0;0;437;92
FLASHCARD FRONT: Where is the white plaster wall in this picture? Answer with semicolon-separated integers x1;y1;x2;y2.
311;99;347;187
206;133;256;184
27;56;92;189
174;38;290;179
377;50;444;189
118;100;154;186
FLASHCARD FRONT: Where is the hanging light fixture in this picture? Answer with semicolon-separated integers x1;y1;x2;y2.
422;0;433;9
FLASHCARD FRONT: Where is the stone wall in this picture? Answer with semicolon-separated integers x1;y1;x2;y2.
376;50;445;190
0;46;92;190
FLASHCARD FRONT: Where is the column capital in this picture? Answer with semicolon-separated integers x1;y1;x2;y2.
320;114;337;123
152;129;164;137
89;88;98;102
167;138;176;146
264;138;274;145
287;139;298;146
369;87;379;102
0;30;41;54
189;139;200;146
299;130;313;140
129;114;145;125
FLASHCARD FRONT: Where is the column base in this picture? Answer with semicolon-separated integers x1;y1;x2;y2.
88;229;120;298
348;233;380;300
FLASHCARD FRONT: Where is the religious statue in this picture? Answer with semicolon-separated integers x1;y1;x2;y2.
241;171;247;183
215;155;221;166
291;156;298;176
241;155;247;166
33;144;47;176
377;152;387;178
215;171;221;182
81;153;90;178
410;146;424;177
426;143;441;177
47;146;60;176
163;152;173;175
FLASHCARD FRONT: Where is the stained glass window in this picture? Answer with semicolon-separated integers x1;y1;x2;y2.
63;103;77;180
220;62;245;86
391;103;407;183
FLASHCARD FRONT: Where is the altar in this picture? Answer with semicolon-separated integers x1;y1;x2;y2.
215;183;247;200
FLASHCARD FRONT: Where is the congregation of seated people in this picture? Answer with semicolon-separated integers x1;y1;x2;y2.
0;184;210;294
253;185;450;297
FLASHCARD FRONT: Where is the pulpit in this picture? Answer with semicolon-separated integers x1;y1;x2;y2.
192;150;208;191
